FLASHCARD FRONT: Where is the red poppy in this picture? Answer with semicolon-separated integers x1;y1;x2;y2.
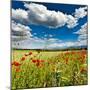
37;59;40;63
29;52;32;55
12;61;21;66
32;59;37;63
21;57;25;61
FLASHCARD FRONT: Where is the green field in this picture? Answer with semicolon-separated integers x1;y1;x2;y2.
11;49;88;89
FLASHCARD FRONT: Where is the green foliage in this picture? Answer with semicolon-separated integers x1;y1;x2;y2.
12;50;88;89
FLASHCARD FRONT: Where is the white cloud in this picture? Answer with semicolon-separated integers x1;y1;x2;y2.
47;38;62;43
12;20;32;41
12;36;62;49
47;40;87;49
11;3;88;49
12;8;28;23
74;6;87;19
12;3;82;29
74;23;87;34
78;34;87;41
74;22;87;41
73;22;88;46
66;15;78;28
47;42;76;49
77;39;87;46
24;3;67;28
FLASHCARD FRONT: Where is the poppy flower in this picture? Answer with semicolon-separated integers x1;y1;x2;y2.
32;59;37;63
12;61;21;66
21;57;25;61
29;52;32;55
37;59;40;63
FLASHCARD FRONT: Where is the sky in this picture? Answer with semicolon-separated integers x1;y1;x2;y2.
11;1;88;49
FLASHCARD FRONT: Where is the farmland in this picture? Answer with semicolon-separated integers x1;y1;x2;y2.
11;49;88;89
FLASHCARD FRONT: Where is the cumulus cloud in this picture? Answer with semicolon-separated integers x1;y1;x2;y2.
74;23;87;35
12;3;83;29
74;6;87;19
12;20;32;41
66;15;78;28
12;8;29;23
11;3;88;49
24;3;68;28
73;22;88;46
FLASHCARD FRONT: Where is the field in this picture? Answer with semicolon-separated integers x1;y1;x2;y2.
11;49;88;89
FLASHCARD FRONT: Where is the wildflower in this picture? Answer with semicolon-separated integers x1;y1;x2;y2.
32;59;37;63
37;59;40;63
29;52;32;55
12;61;21;66
21;56;25;61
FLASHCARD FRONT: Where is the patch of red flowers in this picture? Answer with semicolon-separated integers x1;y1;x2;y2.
32;59;45;67
21;56;25;61
29;52;32;55
32;59;37;63
12;61;21;66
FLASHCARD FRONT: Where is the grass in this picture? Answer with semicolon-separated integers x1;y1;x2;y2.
11;49;88;89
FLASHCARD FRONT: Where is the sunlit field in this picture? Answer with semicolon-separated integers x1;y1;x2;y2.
11;49;88;89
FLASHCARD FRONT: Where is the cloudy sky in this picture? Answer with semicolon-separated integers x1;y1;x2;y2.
12;1;88;49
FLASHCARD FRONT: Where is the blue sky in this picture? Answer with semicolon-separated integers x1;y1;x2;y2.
12;1;88;49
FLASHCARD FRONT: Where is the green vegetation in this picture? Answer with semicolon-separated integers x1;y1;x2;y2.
12;49;88;89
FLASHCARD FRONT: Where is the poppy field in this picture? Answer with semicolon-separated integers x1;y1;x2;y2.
11;49;88;89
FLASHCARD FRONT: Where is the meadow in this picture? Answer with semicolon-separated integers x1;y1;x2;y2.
11;49;88;89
